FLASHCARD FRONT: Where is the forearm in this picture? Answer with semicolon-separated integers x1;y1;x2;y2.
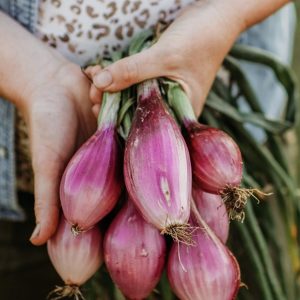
0;12;67;109
228;0;291;30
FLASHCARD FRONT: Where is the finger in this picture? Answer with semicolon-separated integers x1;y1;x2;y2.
89;84;103;105
30;150;62;245
92;47;164;92
85;65;102;78
92;104;101;118
28;101;76;245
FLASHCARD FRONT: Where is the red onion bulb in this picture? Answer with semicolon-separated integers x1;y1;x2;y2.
193;184;229;243
185;123;251;221
104;200;166;300
60;92;123;234
124;79;192;243
167;206;240;300
47;217;103;299
186;123;243;193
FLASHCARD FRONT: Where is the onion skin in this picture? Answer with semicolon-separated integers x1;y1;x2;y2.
60;125;122;231
124;79;192;232
104;200;166;300
193;185;229;243
185;123;243;194
167;212;240;300
47;217;103;286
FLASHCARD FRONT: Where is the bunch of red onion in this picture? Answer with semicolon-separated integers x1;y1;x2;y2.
46;73;244;299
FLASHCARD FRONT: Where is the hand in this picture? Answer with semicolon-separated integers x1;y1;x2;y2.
0;13;97;245
88;1;245;116
22;61;97;245
88;0;289;116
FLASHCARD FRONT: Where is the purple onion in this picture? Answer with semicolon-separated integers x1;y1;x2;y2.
186;123;243;194
167;204;240;300
104;199;166;300
60;92;123;233
193;184;229;243
47;217;103;299
124;79;192;243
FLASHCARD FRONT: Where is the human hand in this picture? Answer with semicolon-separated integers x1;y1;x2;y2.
21;61;96;245
88;0;289;116
87;1;245;116
0;12;97;245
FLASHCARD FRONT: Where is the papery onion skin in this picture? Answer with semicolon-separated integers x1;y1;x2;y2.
124;79;192;232
104;200;166;300
60;124;122;231
193;185;229;243
185;123;243;194
167;214;240;300
47;217;103;286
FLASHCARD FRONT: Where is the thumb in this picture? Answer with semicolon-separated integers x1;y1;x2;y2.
92;46;164;92
29;147;63;246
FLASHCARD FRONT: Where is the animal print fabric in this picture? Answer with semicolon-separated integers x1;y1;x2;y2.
36;0;196;66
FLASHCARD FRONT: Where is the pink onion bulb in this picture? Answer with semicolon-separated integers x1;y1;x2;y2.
124;79;192;243
193;184;229;243
104;200;166;300
47;217;103;299
167;207;240;300
185;123;255;222
60;92;123;234
186;123;243;194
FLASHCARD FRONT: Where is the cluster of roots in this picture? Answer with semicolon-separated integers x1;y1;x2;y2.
71;224;85;236
47;285;85;300
161;223;198;246
221;186;270;222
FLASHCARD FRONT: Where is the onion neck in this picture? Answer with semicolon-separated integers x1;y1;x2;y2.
137;79;161;103
166;82;197;127
97;91;122;129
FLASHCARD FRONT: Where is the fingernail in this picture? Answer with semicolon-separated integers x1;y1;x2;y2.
30;223;41;241
94;70;112;88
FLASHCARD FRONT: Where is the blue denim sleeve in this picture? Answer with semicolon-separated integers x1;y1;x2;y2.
0;98;25;221
0;0;38;221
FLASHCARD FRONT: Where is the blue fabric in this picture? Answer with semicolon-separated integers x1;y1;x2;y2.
236;3;297;142
0;98;24;221
0;1;296;221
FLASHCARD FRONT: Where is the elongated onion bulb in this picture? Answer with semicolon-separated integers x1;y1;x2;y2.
104;200;166;300
47;216;103;299
60;125;122;234
124;79;192;243
167;204;240;300
193;185;229;243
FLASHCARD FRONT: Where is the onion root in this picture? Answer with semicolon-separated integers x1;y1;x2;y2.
47;285;85;300
161;223;198;246
221;186;270;222
71;224;85;236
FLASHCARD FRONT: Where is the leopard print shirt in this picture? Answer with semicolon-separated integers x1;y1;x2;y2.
17;0;197;192
36;0;197;65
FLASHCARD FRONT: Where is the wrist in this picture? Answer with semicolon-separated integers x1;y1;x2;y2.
225;0;290;30
18;49;70;109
